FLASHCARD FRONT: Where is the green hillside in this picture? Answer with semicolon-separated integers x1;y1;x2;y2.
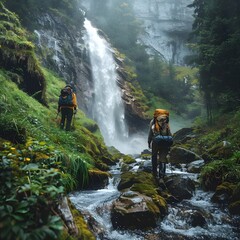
0;4;115;239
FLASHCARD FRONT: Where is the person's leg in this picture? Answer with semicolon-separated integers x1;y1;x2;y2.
159;162;166;178
60;109;66;129
151;142;159;177
65;108;73;131
159;148;169;178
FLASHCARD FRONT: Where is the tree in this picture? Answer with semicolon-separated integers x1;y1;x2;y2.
189;0;240;118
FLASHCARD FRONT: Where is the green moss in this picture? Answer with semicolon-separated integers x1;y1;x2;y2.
0;5;46;104
70;204;96;240
200;152;240;191
146;200;160;215
131;183;158;197
107;146;123;161
122;155;136;164
119;171;157;194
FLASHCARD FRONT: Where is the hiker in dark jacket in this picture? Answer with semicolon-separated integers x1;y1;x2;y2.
58;86;77;131
148;109;172;178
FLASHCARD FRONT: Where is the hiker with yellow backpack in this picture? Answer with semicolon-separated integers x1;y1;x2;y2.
58;85;78;131
148;109;173;178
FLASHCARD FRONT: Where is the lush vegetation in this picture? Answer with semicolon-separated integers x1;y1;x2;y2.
189;0;240;120
0;66;114;239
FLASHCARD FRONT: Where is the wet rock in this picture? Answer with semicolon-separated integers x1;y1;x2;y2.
58;197;78;236
165;175;195;201
138;160;152;173
188;210;207;228
187;160;205;173
168;147;202;164
83;211;105;239
111;191;160;229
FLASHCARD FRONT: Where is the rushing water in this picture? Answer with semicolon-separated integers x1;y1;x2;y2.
83;19;130;152
69;160;240;240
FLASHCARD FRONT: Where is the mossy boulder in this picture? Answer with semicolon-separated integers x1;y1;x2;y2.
117;171;168;218
84;169;110;190
169;146;202;164
117;171;156;191
111;191;160;230
187;160;205;173
121;155;136;164
211;182;236;204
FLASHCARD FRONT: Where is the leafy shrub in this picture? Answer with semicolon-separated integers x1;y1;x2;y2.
0;141;65;240
200;151;240;191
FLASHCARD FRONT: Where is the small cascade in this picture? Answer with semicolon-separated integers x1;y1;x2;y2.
83;19;129;152
69;164;144;240
160;167;240;239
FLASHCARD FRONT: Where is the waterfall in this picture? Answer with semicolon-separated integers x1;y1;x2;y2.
83;19;130;152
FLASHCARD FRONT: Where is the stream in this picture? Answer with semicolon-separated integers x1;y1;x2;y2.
69;159;240;240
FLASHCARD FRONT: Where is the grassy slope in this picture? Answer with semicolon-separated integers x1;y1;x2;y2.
0;67;112;239
0;67;111;166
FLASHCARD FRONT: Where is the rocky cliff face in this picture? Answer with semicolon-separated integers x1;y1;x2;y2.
81;0;194;65
132;0;194;65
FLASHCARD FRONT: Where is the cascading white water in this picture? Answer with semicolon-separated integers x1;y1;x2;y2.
83;19;129;151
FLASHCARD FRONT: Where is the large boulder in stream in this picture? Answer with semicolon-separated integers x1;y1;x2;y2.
111;191;160;229
165;175;195;201
168;146;202;164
